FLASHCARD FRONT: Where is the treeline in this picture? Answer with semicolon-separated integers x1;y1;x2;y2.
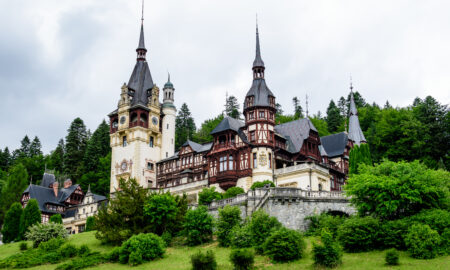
0;118;111;227
175;93;449;169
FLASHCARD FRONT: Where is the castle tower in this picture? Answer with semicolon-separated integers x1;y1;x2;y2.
348;83;366;145
161;74;176;159
108;17;163;192
243;24;277;183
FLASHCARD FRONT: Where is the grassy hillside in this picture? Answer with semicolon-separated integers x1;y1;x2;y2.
0;231;449;270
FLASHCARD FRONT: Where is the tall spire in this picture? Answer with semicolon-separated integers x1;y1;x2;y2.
136;0;147;60
348;82;366;145
252;18;265;79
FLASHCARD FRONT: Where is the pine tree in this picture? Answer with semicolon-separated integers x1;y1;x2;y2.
225;95;241;119
83;120;111;173
349;144;372;175
0;147;11;171
19;199;41;239
29;136;42;157
18;135;31;159
326;100;343;133
337;96;348;128
64;118;88;181
292;97;304;118
175;103;196;149
1;202;23;243
0;163;28;226
346;91;366;110
49;139;65;174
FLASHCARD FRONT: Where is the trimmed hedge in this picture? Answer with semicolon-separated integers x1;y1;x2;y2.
385;249;399;266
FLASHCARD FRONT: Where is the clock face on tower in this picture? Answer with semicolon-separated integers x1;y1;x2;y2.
120;116;126;124
152;116;158;126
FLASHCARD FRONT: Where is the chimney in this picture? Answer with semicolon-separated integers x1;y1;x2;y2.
53;181;59;197
64;179;72;188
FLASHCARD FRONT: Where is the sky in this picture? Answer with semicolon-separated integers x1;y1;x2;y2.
0;0;449;154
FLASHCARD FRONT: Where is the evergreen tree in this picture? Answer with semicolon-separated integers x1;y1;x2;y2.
292;97;304;118
349;144;372;175
326;100;343;133
19;199;41;239
49;139;65;174
29;136;42;157
78;152;111;195
1;202;23;243
346;91;366;109
0;147;11;171
337;96;348;129
175;103;196;149
275;103;283;115
192;114;224;144
83;120;110;173
18;135;31;159
49;214;63;224
64;118;88;181
225;95;241;119
0;163;28;226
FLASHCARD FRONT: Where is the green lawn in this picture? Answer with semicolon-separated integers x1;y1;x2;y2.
0;231;448;270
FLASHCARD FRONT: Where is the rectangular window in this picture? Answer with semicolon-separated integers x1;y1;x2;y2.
259;111;265;119
166;152;168;158
269;112;274;120
147;162;154;170
219;156;226;172
122;136;127;147
253;153;257;168
167;124;169;129
250;131;256;142
149;136;154;147
228;155;233;170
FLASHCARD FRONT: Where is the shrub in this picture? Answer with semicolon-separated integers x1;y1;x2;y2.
263;227;305;262
144;192;178;235
183;206;214;246
379;218;410;250
230;224;253;249
78;244;91;257
408;209;450;234
230;248;254;270
223;187;245;199
59;243;78;258
161;231;172;247
305;213;346;238
19;242;28;251
55;253;105;270
38;237;65;251
119;233;166;265
191;250;217;270
440;228;450;255
1;202;23;243
106;247;121;262
198;187;222;205
85;216;95;232
50;214;63;224
217;205;242;247
248;210;282;253
313;229;342;268
337;216;380;252
405;224;441;259
385;249;399;266
25;222;68;247
19;199;41;239
250;180;274;190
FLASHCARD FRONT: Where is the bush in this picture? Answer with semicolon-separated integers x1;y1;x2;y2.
85;216;95;232
379;218;410;250
59;243;78;258
223;187;245;199
313;229;342;268
405;224;441;259
1;202;23;243
119;233;166;265
19;242;28;251
38;237;65;251
183;206;214;246
250;180;274;190
385;249;399;266
217;205;242;247
191;250;217;270
144;192;178;235
441;228;450;255
198;187;222;205
78;244;91;257
50;214;63;224
248;210;282;253
25;222;68;248
263;227;305;262
230;224;253;249
337;216;380;252
105;247;121;262
55;253;105;270
305;213;346;238
408;209;450;235
230;248;254;270
161;231;172;247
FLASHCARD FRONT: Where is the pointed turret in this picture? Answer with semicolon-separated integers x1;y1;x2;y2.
253;24;265;69
348;85;366;145
163;73;175;106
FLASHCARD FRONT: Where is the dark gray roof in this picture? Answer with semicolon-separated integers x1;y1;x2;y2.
41;173;55;188
348;92;366;145
320;132;348;158
253;25;264;67
211;117;245;135
137;24;146;50
93;194;107;203
128;61;154;107
243;79;274;110
25;184;65;213
275;118;317;153
157;151;179;163
182;140;212;153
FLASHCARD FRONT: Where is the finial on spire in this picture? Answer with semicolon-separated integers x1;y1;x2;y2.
306;94;309;117
349;75;353;92
168;71;170;82
141;0;144;25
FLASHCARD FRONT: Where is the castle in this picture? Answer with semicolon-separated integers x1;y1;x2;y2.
109;20;366;203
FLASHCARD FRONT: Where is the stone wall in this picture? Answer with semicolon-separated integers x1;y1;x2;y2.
208;187;356;231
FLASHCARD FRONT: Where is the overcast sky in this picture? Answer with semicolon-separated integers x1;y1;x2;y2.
1;0;449;154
